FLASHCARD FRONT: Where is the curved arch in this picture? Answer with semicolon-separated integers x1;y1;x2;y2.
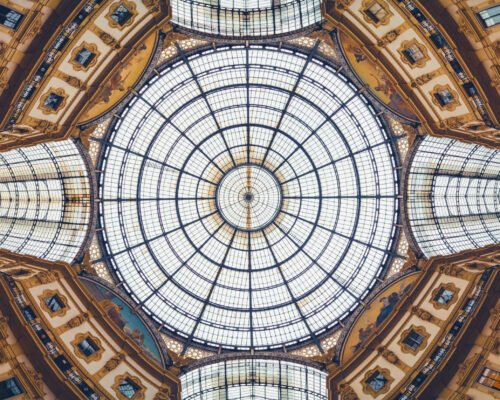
0;139;95;263
406;136;500;258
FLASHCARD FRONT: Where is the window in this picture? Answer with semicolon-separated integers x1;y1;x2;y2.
403;330;425;350
117;378;140;399
0;377;24;399
434;287;454;305
111;4;133;26
43;92;65;111
45;294;65;313
0;5;24;30
364;2;389;24
477;6;500;28
366;371;388;393
77;337;99;357
73;48;96;68
478;367;500;391
402;44;425;65
432;85;458;111
434;89;454;106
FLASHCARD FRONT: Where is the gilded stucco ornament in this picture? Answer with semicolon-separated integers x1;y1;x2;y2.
338;382;359;400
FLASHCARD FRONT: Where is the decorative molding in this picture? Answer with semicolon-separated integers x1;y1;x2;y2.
69;42;100;72
112;373;145;400
377;28;402;47
398;325;430;355
361;366;394;397
105;1;138;30
398;39;430;68
153;385;172;400
338;382;359;400
430;282;460;311
96;352;126;379
430;84;460;112
38;88;67;115
38;289;69;317
361;0;393;27
71;332;104;362
56;313;90;335
411;306;442;325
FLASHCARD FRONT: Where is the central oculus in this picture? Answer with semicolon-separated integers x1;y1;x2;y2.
97;45;400;351
216;165;282;232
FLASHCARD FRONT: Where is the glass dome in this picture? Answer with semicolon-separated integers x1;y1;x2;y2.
97;44;400;351
171;0;322;38
181;358;327;399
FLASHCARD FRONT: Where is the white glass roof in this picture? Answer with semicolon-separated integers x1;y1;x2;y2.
171;0;322;38
97;45;400;351
0;140;93;263
181;358;327;399
407;136;500;257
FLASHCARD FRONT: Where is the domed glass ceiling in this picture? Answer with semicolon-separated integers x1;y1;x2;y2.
172;0;322;38
181;358;327;399
97;44;400;351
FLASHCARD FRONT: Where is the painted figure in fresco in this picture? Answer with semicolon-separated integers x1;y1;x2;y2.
376;291;401;327
351;282;413;353
101;300;146;348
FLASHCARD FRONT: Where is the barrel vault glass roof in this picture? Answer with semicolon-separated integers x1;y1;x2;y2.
96;44;401;352
171;0;323;38
181;358;327;399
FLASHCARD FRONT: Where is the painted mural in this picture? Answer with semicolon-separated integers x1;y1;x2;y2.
339;31;418;121
341;272;420;364
79;31;158;124
81;278;163;365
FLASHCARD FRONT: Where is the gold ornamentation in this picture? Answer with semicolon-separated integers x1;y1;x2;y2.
112;374;145;400
398;325;430;355
413;73;434;86
361;367;394;397
38;289;69;317
377;346;400;364
398;39;430;68
21;16;41;44
0;43;7;57
65;313;89;330
338;382;359;400
377;29;401;46
104;352;125;373
430;84;460;112
30;119;59;132
39;88;67;115
36;271;58;284
69;42;100;72
106;1;137;30
441;116;467;129
98;31;120;48
439;264;466;278
411;306;433;321
430;282;459;310
71;332;104;362
154;385;172;400
336;0;354;10
361;0;393;27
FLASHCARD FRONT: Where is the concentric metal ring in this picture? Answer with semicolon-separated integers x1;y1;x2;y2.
97;44;400;351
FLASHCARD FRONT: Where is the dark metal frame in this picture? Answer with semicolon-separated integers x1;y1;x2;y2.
95;43;403;353
405;135;500;258
0;139;95;263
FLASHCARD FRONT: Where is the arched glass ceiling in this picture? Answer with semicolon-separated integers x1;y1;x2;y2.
0;140;94;263
407;136;500;258
97;45;400;351
181;358;327;400
171;0;322;38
